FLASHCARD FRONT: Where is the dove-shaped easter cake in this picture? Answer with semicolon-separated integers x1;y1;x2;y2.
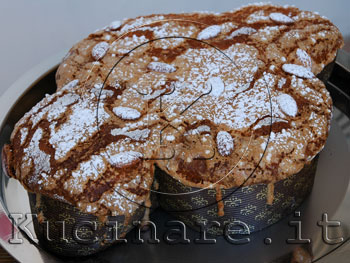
2;2;344;256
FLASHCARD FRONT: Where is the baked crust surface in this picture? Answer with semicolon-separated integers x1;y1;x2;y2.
4;3;343;217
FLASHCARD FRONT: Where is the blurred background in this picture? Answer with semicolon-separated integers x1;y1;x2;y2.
0;0;349;96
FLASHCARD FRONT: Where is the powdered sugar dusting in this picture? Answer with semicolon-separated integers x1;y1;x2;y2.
216;131;234;156
23;128;51;179
98;185;141;215
254;117;288;130
31;93;79;128
246;10;270;23
49;93;110;160
46;93;80;121
119;15;165;34
276;94;298;117
185;125;211;136
113;106;141;120
147;62;176;73
141;88;166;100
61;79;79;91
296;48;312;69
92;42;109;60
108;20;122;30
228;27;256;38
114;35;149;54
20;127;28;145
13;4;338;217
277;78;286;89
90;83;114;99
65;155;106;194
197;25;221;40
111;128;150;141
109;151;143;168
207;77;224;97
282;64;314;79
269;12;294;24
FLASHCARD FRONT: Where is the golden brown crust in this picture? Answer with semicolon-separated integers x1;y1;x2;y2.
56;4;343;91
4;3;344;218
5;85;154;218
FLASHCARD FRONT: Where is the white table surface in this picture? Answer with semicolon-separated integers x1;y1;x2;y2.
0;0;349;97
